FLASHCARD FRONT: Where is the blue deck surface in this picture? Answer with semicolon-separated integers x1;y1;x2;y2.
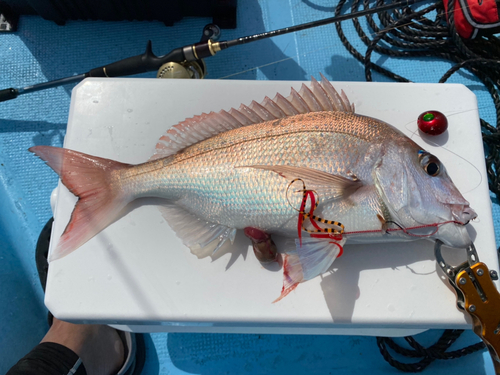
1;0;499;373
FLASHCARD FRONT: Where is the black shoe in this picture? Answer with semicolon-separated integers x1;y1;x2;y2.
35;218;145;375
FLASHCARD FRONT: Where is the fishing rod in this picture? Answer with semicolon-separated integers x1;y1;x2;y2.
0;0;426;103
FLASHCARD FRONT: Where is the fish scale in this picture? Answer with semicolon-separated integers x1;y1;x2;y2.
124;112;394;234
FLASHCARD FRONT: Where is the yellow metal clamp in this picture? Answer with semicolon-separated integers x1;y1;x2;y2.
435;240;500;373
456;262;500;372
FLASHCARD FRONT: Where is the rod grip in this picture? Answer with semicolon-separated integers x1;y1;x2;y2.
87;44;185;78
0;88;18;102
87;55;148;77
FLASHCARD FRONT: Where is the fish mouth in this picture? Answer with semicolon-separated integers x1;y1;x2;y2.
451;205;477;225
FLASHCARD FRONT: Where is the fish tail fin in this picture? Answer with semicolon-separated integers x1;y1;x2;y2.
29;146;133;261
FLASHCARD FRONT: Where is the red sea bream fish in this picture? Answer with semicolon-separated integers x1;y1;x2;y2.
30;76;476;300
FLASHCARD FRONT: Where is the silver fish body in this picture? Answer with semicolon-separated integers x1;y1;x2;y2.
118;110;473;248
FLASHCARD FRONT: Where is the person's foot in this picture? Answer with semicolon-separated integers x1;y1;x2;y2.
41;317;124;375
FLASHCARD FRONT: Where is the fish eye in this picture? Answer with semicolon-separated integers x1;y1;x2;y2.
425;162;440;176
418;152;441;177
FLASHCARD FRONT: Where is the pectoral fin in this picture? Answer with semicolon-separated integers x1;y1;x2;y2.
244;165;362;199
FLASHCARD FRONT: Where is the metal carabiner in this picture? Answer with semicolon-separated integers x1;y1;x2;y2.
434;240;476;310
435;240;498;282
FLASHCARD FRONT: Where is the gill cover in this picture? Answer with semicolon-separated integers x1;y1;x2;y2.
373;143;474;248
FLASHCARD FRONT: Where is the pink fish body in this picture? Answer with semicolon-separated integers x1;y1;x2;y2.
31;76;475;300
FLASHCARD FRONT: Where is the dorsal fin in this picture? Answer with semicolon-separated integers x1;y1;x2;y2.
150;74;354;160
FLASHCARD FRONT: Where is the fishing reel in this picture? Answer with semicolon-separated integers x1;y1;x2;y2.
156;23;220;80
156;60;206;79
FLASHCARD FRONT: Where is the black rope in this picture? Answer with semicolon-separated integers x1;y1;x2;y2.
376;330;485;372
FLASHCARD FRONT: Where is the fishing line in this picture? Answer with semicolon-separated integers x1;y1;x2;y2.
341;220;463;237
218;56;300;79
220;46;486;197
216;4;472;80
402;111;484;194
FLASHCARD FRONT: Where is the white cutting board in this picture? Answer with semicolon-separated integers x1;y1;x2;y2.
45;78;498;336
